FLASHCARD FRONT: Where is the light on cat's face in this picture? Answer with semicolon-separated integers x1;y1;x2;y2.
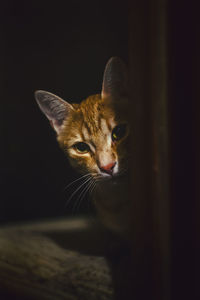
63;112;128;179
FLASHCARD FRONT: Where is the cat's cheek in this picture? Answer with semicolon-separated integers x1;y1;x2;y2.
84;157;97;174
86;159;100;176
67;151;93;175
68;157;88;174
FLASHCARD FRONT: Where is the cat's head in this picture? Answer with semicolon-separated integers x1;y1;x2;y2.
35;57;130;180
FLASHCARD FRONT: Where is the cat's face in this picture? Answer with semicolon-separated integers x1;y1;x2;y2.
58;94;129;178
35;57;130;180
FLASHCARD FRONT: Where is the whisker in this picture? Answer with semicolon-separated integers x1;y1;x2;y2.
72;178;94;213
83;179;97;210
64;173;91;191
86;180;97;210
90;181;97;195
76;179;93;205
72;179;93;212
65;176;92;208
92;174;102;181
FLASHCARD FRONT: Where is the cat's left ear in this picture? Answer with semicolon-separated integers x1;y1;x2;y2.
101;57;129;99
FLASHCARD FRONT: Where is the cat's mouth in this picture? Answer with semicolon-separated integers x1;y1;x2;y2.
96;170;128;183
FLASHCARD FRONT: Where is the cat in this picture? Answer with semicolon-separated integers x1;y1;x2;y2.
34;57;131;237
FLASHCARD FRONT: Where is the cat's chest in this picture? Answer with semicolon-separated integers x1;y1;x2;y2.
93;178;131;236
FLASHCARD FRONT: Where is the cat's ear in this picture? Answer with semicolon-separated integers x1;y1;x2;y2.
34;90;74;134
101;57;129;99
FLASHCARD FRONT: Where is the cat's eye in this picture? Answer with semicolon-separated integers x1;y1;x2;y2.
112;124;127;141
73;142;90;154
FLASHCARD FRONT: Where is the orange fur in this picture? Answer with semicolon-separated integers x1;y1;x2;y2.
57;94;130;177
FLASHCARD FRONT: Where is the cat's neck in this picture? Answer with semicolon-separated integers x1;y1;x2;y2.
93;175;131;237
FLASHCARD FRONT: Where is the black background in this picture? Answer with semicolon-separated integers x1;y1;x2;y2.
0;1;199;297
0;0;128;223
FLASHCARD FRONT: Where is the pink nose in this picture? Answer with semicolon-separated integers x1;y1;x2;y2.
100;162;116;175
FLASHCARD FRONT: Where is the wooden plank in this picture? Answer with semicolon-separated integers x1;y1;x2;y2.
128;0;170;299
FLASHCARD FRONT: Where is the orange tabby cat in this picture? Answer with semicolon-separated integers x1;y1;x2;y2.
35;57;131;236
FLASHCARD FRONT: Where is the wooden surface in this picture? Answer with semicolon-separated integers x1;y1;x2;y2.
0;217;114;300
129;0;170;299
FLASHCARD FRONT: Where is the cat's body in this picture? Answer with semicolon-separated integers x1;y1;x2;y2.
35;57;131;237
94;176;131;235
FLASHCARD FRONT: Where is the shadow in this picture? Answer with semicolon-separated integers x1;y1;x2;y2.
38;217;130;258
44;221;110;256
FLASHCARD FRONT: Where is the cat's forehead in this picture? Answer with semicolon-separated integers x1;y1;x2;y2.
62;95;115;145
79;94;116;134
81;116;115;140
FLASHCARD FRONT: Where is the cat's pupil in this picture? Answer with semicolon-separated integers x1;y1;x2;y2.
73;142;90;153
112;124;127;141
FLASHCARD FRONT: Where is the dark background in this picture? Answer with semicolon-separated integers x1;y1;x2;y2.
0;0;198;297
0;0;128;223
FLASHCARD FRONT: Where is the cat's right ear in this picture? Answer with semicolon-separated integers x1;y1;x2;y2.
101;57;129;99
34;90;74;134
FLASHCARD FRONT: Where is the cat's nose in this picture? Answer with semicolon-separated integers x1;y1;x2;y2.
100;162;116;175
